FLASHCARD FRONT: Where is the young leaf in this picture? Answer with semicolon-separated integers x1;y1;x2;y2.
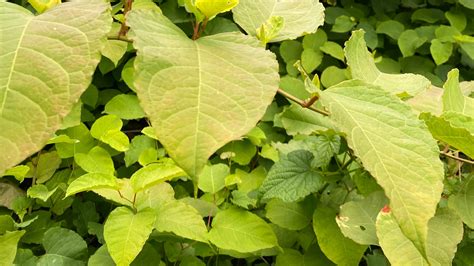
130;163;185;193
0;230;25;266
66;173;119;197
376;208;463;265
195;0;239;20
154;200;208;242
345;30;430;96
336;191;388;245
260;150;325;202
0;0;111;175
313;205;367;265
127;10;278;178
320;80;444;255
232;0;324;42
104;207;156;266
208;207;278;253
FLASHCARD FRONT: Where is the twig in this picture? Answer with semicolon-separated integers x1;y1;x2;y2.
277;88;329;116
107;35;133;43
440;151;474;165
118;0;133;38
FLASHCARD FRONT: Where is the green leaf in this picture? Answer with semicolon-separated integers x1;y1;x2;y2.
31;151;61;184
0;0;110;175
302;29;327;50
127;10;278;178
376;207;463;265
336;191;388;245
55;123;96;158
218;139;257;165
198;164;230;194
313;205;367;265
319;41;345;61
320;66;349;88
277;104;335;136
421;112;474;158
124;135;155;167
442;69;474;117
101;40;128;67
449;176;474;228
154;200;208;242
0;181;26;210
232;0;324;42
74;146;115;175
445;9;467;32
320;80;444;255
27;184;57;202
90;115;130;151
376;20;405;39
260;150;325;202
332;15;356;33
195;0;239;19
459;0;474;9
104;94;146;120
209;207;278;253
345;30;430;96
3;165;30;182
411;8;445;23
43;227;87;259
398;29;427;57
0;230;25;266
28;0;60;13
66;173;118;197
104;207;156;266
301;49;323;73
130;163;185;192
430;39;453;65
265;198;312;230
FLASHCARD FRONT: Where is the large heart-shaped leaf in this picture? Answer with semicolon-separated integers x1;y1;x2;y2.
127;10;278;178
320;80;444;255
0;0;111;174
232;0;325;42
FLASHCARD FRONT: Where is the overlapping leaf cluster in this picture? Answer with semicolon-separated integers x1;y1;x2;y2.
1;0;473;265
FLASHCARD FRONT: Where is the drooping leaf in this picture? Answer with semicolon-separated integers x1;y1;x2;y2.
127;10;278;178
336;191;388;245
0;230;25;266
130;162;185;192
260;150;325;202
154;200;208;242
320;80;444;255
232;0;325;42
345;30;430;96
42;227;87;260
208;207;278;253
0;0;111;175
376;207;463;265
104;207;156;266
313;205;367;265
449;176;474;228
442;69;474;117
66;173;119;197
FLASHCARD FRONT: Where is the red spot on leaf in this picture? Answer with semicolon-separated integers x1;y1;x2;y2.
381;205;391;213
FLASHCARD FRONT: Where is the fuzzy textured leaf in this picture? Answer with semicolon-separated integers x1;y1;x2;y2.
0;0;110;174
320;80;444;255
232;0;325;42
127;10;278;178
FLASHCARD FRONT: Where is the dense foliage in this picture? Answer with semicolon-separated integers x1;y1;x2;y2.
1;0;474;265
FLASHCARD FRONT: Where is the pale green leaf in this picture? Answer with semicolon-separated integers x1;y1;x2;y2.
260;150;325;202
0;0;110;175
421;112;474;158
336;191;388;245
104;94;146;120
27;184;57;202
101;40;128;67
104;207;156;266
198;164;230;194
154;200;208;242
209;207;278;253
74;146;114;175
430;39;452;65
265;198;312;230
320;80;444;255
345;30;430;96
0;230;25;266
376;208;463;265
277;104;335;136
127;10;278;178
442;69;474;117
135;182;175;211
449;176;474;228
232;0;324;42
313;205;367;265
37;254;83;266
130;162;185;192
43;227;87;259
66;173;118;197
406;85;443;115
